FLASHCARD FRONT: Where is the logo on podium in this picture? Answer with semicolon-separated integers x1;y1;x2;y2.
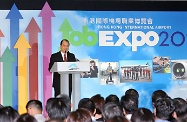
68;63;79;70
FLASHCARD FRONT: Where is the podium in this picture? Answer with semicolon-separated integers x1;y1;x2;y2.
50;62;90;110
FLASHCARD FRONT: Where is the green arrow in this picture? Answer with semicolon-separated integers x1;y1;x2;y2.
58;18;73;39
0;47;15;106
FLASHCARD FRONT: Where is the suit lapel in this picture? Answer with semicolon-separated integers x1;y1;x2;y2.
67;51;72;62
57;51;64;61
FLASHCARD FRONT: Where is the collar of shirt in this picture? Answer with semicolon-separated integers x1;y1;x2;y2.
34;114;46;122
126;114;132;120
61;51;67;60
91;116;96;121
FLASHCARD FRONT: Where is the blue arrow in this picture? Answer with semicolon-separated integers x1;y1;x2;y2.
6;3;23;110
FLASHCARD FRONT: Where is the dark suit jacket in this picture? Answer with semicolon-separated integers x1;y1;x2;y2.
90;66;98;78
48;51;76;89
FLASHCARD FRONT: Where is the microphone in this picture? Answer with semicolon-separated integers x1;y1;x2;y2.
65;51;66;53
76;58;79;62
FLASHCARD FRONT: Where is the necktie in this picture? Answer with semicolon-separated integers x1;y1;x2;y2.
64;53;67;62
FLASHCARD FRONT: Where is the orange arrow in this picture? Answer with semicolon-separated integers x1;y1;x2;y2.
14;33;31;114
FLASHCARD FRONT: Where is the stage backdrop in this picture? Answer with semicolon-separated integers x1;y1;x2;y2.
0;2;187;114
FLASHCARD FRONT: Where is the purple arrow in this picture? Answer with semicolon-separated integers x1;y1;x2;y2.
38;2;55;115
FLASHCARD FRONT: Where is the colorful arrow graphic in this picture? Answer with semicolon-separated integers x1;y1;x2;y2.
38;2;55;112
14;33;31;114
0;47;15;106
59;18;73;39
0;30;4;104
25;17;41;100
6;3;23;109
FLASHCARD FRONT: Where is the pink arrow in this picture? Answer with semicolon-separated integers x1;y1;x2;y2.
0;30;4;104
38;2;55;116
25;17;41;100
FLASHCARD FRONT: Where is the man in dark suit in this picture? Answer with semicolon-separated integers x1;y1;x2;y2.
48;39;76;97
90;60;98;78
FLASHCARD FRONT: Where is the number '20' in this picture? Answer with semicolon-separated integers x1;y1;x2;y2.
159;31;185;46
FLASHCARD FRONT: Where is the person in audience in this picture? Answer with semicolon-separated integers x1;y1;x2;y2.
67;108;92;122
26;100;46;122
125;89;139;100
46;98;69;121
152;90;168;108
46;98;57;113
131;108;154;122
56;94;71;111
102;102;124;121
78;98;96;121
45;119;64;122
0;104;3;109
154;97;175;122
46;97;59;120
106;116;129;122
0;106;19;122
177;115;187;122
121;94;138;121
105;94;120;104
91;94;105;121
172;98;187;121
14;113;38;122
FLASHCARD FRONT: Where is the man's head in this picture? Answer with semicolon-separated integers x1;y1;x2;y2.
121;94;138;115
102;102;124;121
26;100;43;116
125;89;139;100
46;98;69;121
14;113;38;122
67;108;92;122
56;94;71;111
46;98;57;113
91;94;105;115
154;97;175;120
131;108;154;122
60;39;70;53
152;90;168;107
90;60;95;66
172;98;187;119
105;94;119;104
0;106;19;122
106;116;129;122
46;119;64;122
0;104;3;109
78;98;96;116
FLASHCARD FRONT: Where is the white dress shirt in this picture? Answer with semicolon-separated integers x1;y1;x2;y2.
61;51;67;61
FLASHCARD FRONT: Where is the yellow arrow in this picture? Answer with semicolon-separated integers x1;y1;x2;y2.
14;33;31;114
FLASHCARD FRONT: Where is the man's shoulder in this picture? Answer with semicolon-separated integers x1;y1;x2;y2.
51;51;61;57
50;52;61;60
68;51;75;55
52;51;60;55
155;119;170;122
68;52;75;58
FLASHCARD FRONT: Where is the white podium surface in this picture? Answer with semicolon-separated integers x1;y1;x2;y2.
50;62;90;110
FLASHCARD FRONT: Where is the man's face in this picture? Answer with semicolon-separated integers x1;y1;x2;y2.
91;62;94;66
26;107;33;115
60;41;69;53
